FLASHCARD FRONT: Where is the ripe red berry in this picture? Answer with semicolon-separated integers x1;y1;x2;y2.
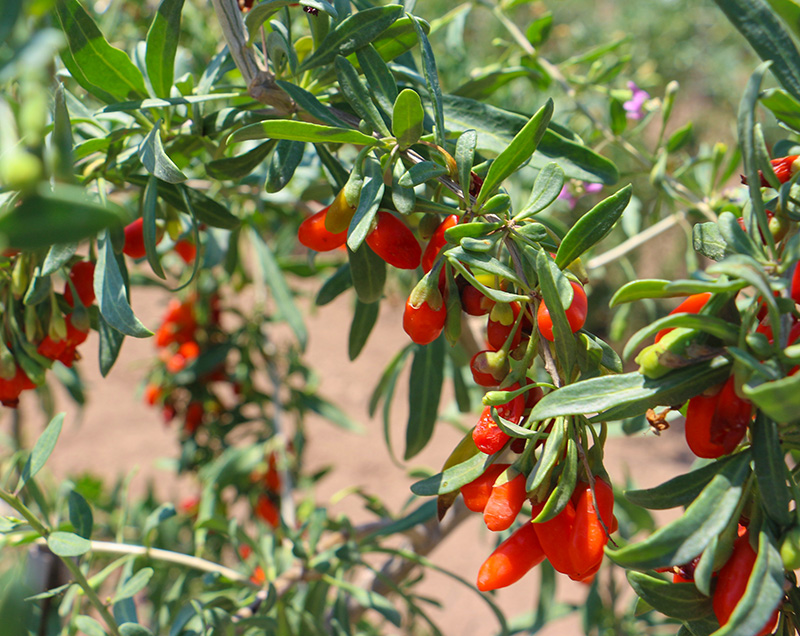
174;239;197;264
403;296;446;345
487;302;522;351
123;218;149;259
64;261;96;308
654;293;712;343
365;211;421;270
477;521;545;592
298;206;347;252
460;283;494;316
537;280;588;342
422;214;458;273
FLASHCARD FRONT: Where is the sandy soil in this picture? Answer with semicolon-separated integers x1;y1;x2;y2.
8;279;696;635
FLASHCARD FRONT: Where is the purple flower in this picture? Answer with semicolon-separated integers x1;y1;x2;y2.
558;185;577;209
623;81;649;120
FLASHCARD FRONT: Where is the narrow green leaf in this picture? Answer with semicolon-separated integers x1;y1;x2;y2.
606;451;751;570
555;184;632;269
334;55;390;135
0;184;122;249
752;414;791;526
398;161;447;187
301;394;363;432
515;162;565;220
265;139;306;193
124;176;240;229
527;417;566;493
410;14;445;148
95;234;152;337
369;344;413;417
537;250;577;376
112;568;154;603
714;0;800;101
348;242;385;303
48;531;91;557
25;582;73;602
625;452;749;510
250;229;308;350
348;300;379;360
275;81;343;127
142;176;165;279
456;129;477;198
529;358;732;422
206;140;276;180
717;212;762;260
17;413;64;492
229;119;377;146
315;263;353;306
119;625;154;636
626;572;713;620
55;0;147;102
42;244;78;277
355;45;397;116
323;575;401;627
101;92;240;113
145;0;184;98
143;503;176;543
475;99;554;208
98;313;125;377
138;121;186;183
74;616;106;636
404;338;445;459
346;158;383;251
743;372;800;423
392;88;424;150
364;15;428;64
759;88;800;132
410;452;489;496
693;221;729;261
68;490;93;539
299;5;403;70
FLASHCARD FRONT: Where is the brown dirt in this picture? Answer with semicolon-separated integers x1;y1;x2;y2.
9;280;695;635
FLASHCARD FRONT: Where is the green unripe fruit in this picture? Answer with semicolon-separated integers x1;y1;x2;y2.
781;526;800;571
0;148;42;192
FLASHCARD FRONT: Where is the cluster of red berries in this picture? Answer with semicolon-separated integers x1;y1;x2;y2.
144;293;226;436
462;473;616;591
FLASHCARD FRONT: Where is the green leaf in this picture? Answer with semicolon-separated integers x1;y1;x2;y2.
626;572;713;620
515;162;565;220
143;503;176;544
42;244;78;277
348;242;385;303
112;568;154;603
346;158;383;251
68;490;93;539
405;338;445;459
48;531;91;557
555;184;632;269
392;88;424;150
55;0;147;103
119;625;154;636
206;141;276;180
456;129;477;197
250;228;308;350
98;313;125;377
301;393;363;432
355;44;397;116
145;0;184;98
452;66;542;101
17;413;64;492
398;161;448;187
275;81;344;127
299;5;404;70
322;575;401;627
537;250;577;376
229;119;377;146
666;121;694;153
100;92;240;113
693;222;729;261
24;583;73;602
410;14;445;148
0;184;122;249
315;263;352;306
622;314;739;361
475;99;553;208
713;0;800;101
369;344;413;417
348;300;379;361
625;452;749;510
609;278;746;306
265;139;306;193
142;176;165;280
365;15;429;63
529;358;732;422
74;616;106;636
759;87;800;132
717;212;762;260
124;176;240;230
752;414;792;526
335;55;390;136
138;122;187;183
605;451;751;570
441;95;619;184
410;452;489;496
95;233;152;338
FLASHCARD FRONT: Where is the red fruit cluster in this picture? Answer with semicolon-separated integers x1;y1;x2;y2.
741;154;800;188
684;375;751;458
123;218;196;264
467;474;617;591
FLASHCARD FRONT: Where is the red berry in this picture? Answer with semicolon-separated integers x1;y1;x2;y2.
460;284;494;316
123;218;150;259
422;215;458;273
403;296;446;345
655;293;712;343
184;401;204;434
537;280;588;342
298;206;347;252
365;211;421;270
174;239;197;264
487;302;522;351
64;261;96;308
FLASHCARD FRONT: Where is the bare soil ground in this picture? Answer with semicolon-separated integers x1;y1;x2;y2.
10;281;695;635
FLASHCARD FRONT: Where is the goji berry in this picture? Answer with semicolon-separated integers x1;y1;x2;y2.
477;521;545;591
422;215;457;273
537;280;588;342
472;389;525;454
483;471;527;532
568;478;615;580
469;350;508;387
403;296;446;345
123;218;151;259
64;261;96;308
174;239;197;264
532;500;577;575
255;494;280;528
460;463;510;512
709;375;750;453
460;283;494;316
365;211;421;270
487;302;522;351
298;206;347;252
741;154;799;187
